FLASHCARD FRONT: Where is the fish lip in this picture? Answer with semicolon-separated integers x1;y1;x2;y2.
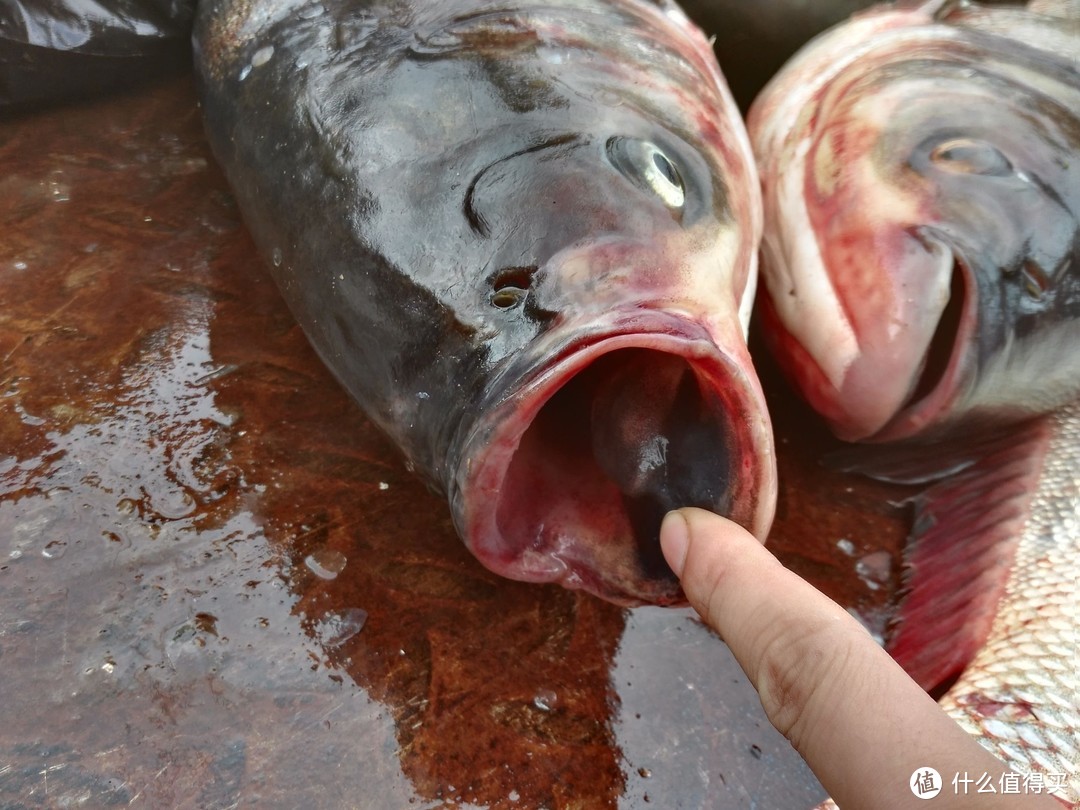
870;229;978;442
447;310;776;606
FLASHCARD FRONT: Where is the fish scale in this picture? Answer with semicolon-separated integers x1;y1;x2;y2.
937;401;1079;803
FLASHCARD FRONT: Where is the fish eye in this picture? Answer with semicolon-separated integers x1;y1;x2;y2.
929;138;1014;176
606;137;686;209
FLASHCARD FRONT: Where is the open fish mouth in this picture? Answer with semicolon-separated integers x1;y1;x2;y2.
449;315;775;606
873;230;978;442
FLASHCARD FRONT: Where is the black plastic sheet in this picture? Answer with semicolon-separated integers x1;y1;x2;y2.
0;0;195;109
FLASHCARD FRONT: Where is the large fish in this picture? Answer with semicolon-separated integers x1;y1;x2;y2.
748;0;1079;799
192;0;776;605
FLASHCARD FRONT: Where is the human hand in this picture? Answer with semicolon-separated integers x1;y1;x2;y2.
659;507;1061;809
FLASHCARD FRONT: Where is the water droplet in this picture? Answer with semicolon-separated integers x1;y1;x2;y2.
595;89;624;107
540;47;573;65
11;260;28;271
417;391;430;400
238;64;252;81
271;248;283;267
101;659;116;674
45;170;70;202
251;45;275;67
315;608;368;647
148;489;196;520
533;689;558;711
836;538;855;556
305;548;347;579
508;791;520;803
855;550;892;591
378;482;390;491
41;540;66;559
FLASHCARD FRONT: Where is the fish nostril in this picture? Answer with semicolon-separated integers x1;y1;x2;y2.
489;266;537;309
1020;259;1051;300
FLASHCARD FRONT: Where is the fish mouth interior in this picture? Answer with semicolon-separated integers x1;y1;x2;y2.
878;252;972;440
904;256;967;410
456;336;769;606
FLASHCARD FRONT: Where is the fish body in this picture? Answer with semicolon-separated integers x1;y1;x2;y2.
193;0;775;605
934;402;1079;802
747;0;1080;798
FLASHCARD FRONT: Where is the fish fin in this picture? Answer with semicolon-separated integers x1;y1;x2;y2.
823;435;990;485
884;417;1053;693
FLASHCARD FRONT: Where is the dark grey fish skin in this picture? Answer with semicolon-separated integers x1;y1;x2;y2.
193;0;775;605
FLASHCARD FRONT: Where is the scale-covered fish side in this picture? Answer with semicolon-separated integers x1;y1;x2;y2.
747;1;1079;798
749;0;1080;443
193;0;775;605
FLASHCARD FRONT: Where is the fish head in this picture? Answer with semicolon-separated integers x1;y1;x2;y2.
196;0;775;605
749;4;1080;442
370;4;775;604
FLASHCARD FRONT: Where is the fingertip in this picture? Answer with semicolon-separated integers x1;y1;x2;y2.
666;508;763;622
678;507;760;546
659;510;690;578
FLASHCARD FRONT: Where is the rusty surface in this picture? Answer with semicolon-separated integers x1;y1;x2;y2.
0;78;915;809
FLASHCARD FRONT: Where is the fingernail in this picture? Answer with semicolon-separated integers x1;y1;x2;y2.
660;510;690;578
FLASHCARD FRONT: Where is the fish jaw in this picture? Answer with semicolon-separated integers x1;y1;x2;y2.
449;312;776;606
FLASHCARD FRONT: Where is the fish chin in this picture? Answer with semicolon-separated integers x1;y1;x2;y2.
448;315;776;606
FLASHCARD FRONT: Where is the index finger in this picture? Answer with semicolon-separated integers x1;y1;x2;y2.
660;507;1057;809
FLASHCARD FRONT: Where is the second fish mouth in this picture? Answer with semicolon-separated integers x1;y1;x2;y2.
450;317;775;606
875;244;974;442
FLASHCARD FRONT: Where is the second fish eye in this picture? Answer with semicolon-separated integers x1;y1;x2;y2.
607;137;686;210
929;137;1014;176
